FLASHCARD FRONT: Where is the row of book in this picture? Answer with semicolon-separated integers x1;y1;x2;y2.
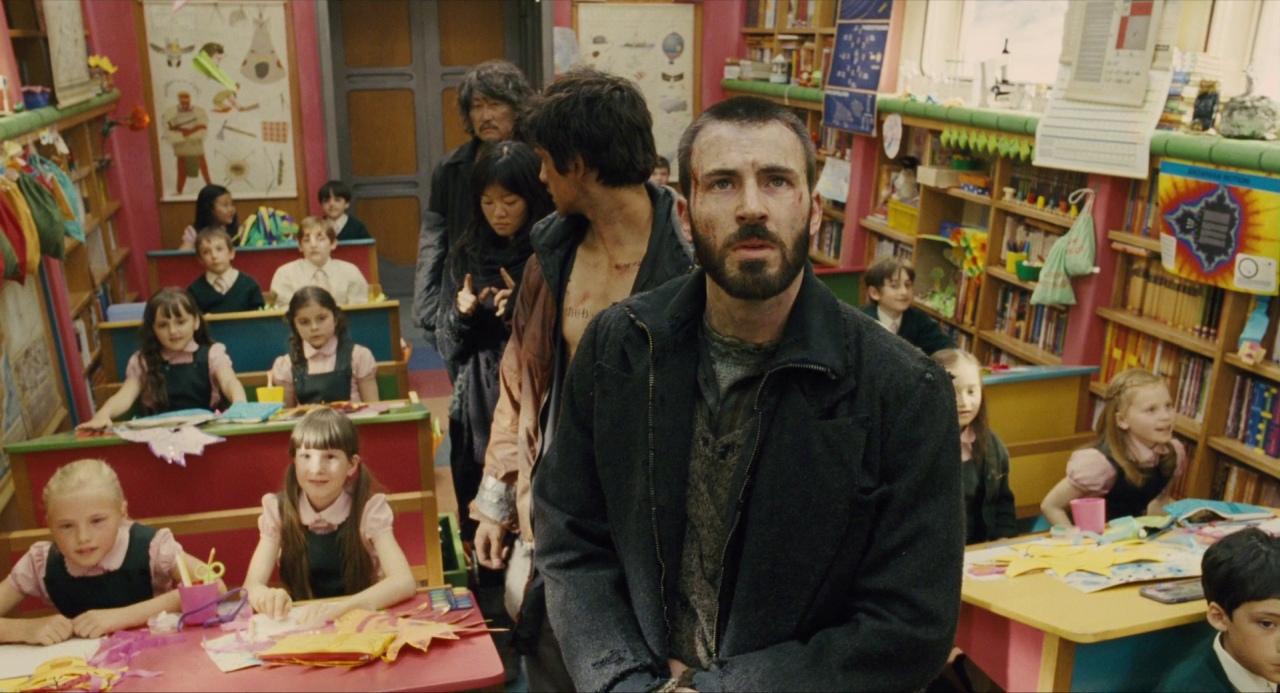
998;217;1058;265
1121;257;1224;339
1121;175;1161;238
987;348;1028;368
942;325;973;352
1158;52;1222;132
1241;295;1280;367
1224;374;1280;459
1216;462;1280;507
1100;324;1213;421
819;127;854;163
992;285;1068;356
811;218;843;263
872;237;912;263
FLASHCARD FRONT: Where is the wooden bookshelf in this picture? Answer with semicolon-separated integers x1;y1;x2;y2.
987;265;1038;293
1224;353;1280;384
1209;436;1280;480
1096;307;1218;358
914;298;976;334
861;215;914;244
994;200;1075;229
1107;230;1162;253
946;188;992;206
980;330;1063;366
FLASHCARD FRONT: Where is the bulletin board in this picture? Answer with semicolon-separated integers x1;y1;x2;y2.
574;2;700;180
139;0;298;201
0;274;69;480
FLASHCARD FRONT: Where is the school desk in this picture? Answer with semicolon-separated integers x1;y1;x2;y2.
67;592;501;692
958;540;1212;691
147;239;380;295
0;404;443;588
98;300;404;380
983;365;1098;518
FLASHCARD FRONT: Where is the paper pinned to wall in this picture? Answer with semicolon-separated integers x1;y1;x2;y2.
1064;0;1164;107
1033;65;1171;178
815;156;851;204
0;638;102;680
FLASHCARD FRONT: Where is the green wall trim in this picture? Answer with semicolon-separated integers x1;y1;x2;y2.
721;79;823;103
0;91;121;142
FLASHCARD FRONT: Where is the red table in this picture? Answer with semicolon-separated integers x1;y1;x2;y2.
116;595;504;692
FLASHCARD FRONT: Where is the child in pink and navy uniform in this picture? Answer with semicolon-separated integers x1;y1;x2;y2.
243;409;414;626
268;286;379;405
0;459;220;644
78;288;247;429
1042;368;1187;525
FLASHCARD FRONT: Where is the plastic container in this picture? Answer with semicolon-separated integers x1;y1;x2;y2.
1005;251;1027;274
887;199;919;234
1070;497;1106;534
439;513;467;588
1016;260;1042;282
178;583;221;627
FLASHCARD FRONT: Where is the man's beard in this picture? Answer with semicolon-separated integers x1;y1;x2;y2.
691;208;810;300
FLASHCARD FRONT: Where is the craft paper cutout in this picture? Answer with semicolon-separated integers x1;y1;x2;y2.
0;657;120;693
258;632;395;668
114;425;225;467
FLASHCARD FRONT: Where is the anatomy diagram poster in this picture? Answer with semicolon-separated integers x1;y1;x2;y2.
143;0;297;201
576;3;696;181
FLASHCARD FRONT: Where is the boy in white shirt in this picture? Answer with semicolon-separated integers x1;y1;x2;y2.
270;217;370;307
1157;528;1280;692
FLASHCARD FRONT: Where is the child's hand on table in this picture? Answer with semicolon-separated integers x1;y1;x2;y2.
248;586;292;620
72;608;132;638
75;414;112;432
292;600;349;628
21;614;73;645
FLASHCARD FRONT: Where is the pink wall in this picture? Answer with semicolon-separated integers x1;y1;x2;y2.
553;0;745;112
290;0;329;209
0;9;20;110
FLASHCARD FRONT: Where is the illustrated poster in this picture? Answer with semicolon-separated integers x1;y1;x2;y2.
142;0;297;201
576;3;696;181
1158;160;1280;296
0;277;67;479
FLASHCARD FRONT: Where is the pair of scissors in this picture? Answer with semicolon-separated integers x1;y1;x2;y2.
196;560;226;585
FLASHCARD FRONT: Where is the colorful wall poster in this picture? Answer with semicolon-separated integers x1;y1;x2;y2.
142;0;297;201
1158;160;1280;295
0;276;68;478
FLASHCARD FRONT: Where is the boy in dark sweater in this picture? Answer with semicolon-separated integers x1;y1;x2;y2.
1158;528;1280;692
187;227;264;314
319;180;371;241
861;256;953;355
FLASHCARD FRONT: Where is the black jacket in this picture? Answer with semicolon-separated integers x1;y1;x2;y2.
535;267;964;691
966;431;1018;544
414;139;481;347
1155;636;1233;692
861;303;955;355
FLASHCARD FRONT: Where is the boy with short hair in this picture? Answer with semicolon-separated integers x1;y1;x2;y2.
649;155;671;187
861;256;953;355
187;227;264;314
318;180;371;241
270;216;370;307
1157;528;1280;692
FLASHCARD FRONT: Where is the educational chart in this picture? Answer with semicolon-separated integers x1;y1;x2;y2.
142;0;297;201
575;3;696;180
0;277;67;480
1158;160;1280;296
824;0;893;135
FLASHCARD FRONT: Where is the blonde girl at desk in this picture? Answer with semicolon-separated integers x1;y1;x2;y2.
77;288;247;430
933;349;1017;544
268;286;380;406
244;408;415;625
1042;368;1186;527
0;459;222;644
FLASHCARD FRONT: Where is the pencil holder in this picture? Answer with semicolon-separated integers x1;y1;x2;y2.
1005;252;1027;274
1070;497;1106;534
256;385;284;403
178;583;221;627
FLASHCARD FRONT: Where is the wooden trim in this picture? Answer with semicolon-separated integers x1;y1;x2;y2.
979;330;1064;366
1095;307;1217;358
1037;634;1076;691
1107;230;1161;253
1004;433;1095;458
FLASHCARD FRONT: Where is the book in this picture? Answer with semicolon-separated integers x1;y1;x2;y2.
218;402;283;424
1164;498;1273;524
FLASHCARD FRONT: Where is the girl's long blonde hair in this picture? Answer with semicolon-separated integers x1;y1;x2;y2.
1097;369;1178;486
278;408;378;599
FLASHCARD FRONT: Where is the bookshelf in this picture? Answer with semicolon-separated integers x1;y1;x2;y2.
726;0;857;273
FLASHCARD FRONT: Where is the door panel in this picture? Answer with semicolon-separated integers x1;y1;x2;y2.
438;0;507;66
349;90;419;177
340;0;411;67
440;87;467;153
355;197;420;265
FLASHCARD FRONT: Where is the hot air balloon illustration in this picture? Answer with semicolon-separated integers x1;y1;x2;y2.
662;33;684;65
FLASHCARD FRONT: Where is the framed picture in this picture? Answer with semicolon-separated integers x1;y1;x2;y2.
40;0;96;108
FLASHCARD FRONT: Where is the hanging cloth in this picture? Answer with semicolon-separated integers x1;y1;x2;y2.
1061;189;1097;277
29;153;85;241
16;171;65;260
0;177;41;274
1031;188;1096;307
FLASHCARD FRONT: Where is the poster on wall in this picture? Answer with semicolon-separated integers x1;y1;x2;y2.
40;0;96;108
575;3;696;181
0;277;67;478
142;0;297;201
1158;160;1280;296
824;0;893;136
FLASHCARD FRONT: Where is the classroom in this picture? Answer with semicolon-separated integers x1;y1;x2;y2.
0;0;1279;691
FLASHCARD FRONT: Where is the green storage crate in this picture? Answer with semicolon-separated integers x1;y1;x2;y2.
439;512;468;588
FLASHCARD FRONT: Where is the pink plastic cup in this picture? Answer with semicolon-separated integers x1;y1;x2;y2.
178;583;221;627
1070;497;1106;533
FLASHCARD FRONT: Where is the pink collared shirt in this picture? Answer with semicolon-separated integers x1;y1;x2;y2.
124;342;233;410
6;521;184;605
257;491;394;578
268;336;377;405
1066;438;1188;494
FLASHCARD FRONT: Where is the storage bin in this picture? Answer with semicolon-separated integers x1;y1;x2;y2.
887;199;919;234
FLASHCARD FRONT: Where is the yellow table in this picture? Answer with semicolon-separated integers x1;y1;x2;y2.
959;540;1211;691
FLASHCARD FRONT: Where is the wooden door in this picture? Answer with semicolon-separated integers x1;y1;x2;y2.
327;0;522;268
